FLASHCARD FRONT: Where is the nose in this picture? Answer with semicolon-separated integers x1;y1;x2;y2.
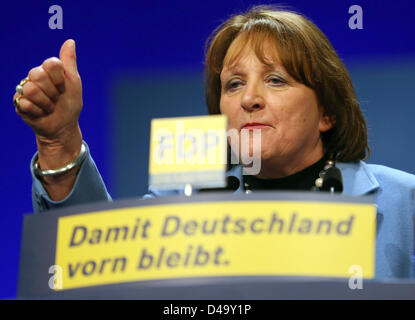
241;82;265;112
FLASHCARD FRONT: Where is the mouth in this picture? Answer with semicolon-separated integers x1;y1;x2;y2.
241;122;271;130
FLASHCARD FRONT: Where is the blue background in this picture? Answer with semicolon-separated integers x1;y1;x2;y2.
1;0;414;299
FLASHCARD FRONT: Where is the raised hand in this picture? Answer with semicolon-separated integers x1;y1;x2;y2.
14;39;84;200
14;39;83;145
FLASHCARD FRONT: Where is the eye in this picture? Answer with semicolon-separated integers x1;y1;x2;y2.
225;80;244;92
266;76;285;87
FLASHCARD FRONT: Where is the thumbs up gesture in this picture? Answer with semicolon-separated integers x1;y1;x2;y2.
14;39;86;202
14;39;83;143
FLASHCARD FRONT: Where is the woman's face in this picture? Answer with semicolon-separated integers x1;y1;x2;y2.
219;39;332;178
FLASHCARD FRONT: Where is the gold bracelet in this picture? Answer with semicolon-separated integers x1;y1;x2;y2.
34;142;87;177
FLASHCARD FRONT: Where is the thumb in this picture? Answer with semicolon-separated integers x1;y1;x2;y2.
59;39;78;76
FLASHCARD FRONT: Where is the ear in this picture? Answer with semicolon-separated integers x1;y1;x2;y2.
318;111;335;133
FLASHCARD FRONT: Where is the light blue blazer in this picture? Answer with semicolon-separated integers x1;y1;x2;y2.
31;143;415;279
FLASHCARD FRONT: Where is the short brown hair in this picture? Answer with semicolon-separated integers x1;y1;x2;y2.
204;5;369;162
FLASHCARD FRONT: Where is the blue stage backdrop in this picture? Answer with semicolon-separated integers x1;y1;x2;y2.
1;0;414;299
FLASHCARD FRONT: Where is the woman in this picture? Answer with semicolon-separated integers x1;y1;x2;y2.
14;6;415;278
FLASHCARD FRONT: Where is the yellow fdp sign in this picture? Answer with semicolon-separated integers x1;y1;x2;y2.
149;115;227;189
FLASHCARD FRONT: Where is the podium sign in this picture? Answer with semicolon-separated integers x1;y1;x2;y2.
18;192;376;296
148;115;228;190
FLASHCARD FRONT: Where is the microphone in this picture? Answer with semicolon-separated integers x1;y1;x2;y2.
226;176;240;191
197;175;240;193
316;151;343;193
320;166;343;193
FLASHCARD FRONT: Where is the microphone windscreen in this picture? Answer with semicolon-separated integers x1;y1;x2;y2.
321;167;343;192
227;176;240;191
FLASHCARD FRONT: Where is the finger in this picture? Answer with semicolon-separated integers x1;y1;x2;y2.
20;80;54;113
13;92;23;111
15;96;46;117
13;93;21;113
59;39;78;78
28;66;60;101
42;57;65;93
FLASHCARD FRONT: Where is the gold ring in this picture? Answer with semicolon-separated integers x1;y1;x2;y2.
19;77;30;86
16;84;24;95
16;77;30;95
14;95;21;109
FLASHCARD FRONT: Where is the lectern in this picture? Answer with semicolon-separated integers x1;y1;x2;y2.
18;192;415;299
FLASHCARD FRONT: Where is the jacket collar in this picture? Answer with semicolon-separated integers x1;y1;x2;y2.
227;161;380;196
336;161;380;196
